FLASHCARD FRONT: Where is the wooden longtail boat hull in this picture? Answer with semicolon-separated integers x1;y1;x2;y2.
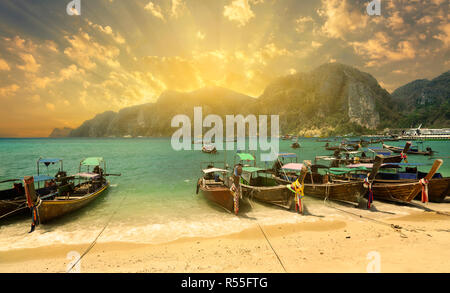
328;155;402;168
274;176;367;205
370;181;421;202
241;184;294;210
0;186;56;219
382;144;432;155
419;178;450;202
198;182;237;214
37;182;109;223
373;178;449;202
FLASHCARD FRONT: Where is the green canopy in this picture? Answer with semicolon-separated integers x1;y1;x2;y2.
81;157;104;166
329;166;368;175
236;153;255;161
242;166;265;173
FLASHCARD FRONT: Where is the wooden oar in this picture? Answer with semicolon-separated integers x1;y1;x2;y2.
407;159;443;201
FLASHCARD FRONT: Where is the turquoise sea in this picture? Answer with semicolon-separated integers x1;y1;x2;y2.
0;138;449;250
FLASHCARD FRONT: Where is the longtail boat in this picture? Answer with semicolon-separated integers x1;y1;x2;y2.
274;156;384;207
336;159;444;203
324;142;360;152
202;144;217;154
237;152;297;211
382;143;434;156
196;166;242;214
314;143;409;168
0;158;66;220
24;157;118;226
339;161;448;203
291;138;300;149
318;142;412;167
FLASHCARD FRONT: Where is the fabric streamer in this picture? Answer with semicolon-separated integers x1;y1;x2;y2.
419;178;429;203
230;183;239;215
363;177;373;209
29;205;40;233
400;152;408;163
287;178;304;214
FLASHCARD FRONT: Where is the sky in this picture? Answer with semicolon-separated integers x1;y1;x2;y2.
0;0;448;137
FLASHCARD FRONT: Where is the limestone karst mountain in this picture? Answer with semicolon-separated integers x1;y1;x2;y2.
50;64;450;137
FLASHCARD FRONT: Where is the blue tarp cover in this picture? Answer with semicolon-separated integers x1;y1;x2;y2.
21;175;56;182
38;158;62;164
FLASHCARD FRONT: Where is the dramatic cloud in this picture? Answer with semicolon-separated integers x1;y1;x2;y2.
145;1;165;21
316;0;368;39
0;59;10;71
0;84;19;97
223;0;255;27
0;0;447;136
17;53;40;73
295;16;314;33
64;29;121;69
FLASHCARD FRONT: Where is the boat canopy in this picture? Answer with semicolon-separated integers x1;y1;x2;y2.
346;163;377;169
329;167;368;175
202;168;229;174
81;157;104;166
21;175;55;182
38;158;62;164
242;166;265;173
281;163;304;171
236;153;255;161
74;172;101;179
315;156;336;161
277;153;298;158
346;162;427;169
368;148;392;156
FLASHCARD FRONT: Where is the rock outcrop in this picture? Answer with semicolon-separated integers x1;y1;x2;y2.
48;127;73;138
391;71;450;127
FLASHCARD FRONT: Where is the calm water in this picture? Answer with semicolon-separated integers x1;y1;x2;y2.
0;138;448;250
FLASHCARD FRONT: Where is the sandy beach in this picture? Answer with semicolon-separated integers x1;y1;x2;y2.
1;199;449;273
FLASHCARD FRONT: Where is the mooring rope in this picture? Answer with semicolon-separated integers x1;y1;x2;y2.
0;202;27;220
246;197;287;273
256;222;287;273
66;186;128;273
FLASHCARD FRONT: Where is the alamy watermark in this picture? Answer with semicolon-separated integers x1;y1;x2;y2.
367;0;381;16
171;107;279;162
66;250;81;273
366;251;381;273
67;0;81;16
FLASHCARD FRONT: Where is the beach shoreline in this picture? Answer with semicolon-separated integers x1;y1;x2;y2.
1;210;449;273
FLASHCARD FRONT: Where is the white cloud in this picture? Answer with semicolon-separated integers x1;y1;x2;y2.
224;0;255;27
145;2;165;21
17;53;40;73
0;58;10;71
316;0;368;39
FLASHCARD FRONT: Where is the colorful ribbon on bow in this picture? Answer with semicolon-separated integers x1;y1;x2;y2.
419;178;429;203
400;152;408;163
288;178;304;214
363;177;373;209
230;183;239;215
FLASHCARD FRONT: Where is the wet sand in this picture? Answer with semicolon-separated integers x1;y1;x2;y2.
1;201;449;273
